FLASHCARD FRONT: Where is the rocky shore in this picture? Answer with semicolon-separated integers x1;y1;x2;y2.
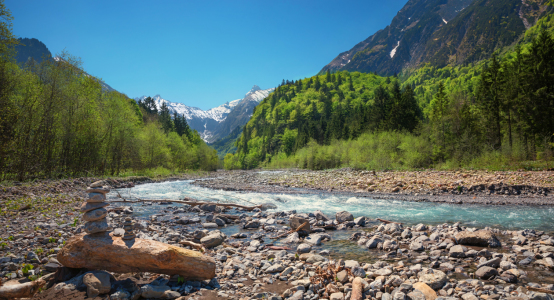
194;169;554;206
0;171;553;299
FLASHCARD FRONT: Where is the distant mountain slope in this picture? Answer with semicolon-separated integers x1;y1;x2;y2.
14;38;52;64
208;85;275;143
320;0;550;75
136;85;273;142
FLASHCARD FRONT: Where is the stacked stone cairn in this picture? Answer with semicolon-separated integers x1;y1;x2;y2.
122;217;135;240
81;181;112;234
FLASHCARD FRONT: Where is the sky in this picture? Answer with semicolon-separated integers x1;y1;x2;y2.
7;0;408;110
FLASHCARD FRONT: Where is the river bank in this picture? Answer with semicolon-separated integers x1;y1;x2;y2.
0;170;554;299
194;169;554;206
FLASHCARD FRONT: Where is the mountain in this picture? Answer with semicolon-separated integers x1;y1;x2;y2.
208;85;275;143
14;38;52;65
320;0;550;76
136;85;274;142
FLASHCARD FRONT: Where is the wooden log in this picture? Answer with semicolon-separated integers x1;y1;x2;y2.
351;277;364;300
108;199;261;211
179;240;206;252
0;277;46;299
377;218;403;225
58;233;215;281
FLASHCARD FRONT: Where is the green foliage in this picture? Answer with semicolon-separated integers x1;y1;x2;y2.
21;264;33;275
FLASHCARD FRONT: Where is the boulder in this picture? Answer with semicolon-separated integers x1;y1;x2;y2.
418;270;447;290
289;216;311;233
366;237;383;249
454;230;501;247
200;231;226;248
413;282;437;300
475;266;498;280
83;272;111;298
314;210;330;221
449;245;466;258
354;216;367;226
297;243;312;254
336;211;354;223
244;220;260;229
82;208;108;222
57;233;215;280
199;203;221;213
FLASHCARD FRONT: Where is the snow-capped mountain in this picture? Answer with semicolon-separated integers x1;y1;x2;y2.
135;85;274;142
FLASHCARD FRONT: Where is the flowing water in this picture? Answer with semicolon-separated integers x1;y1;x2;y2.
110;179;554;232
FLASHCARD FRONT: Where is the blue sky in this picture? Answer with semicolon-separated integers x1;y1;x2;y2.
8;0;408;110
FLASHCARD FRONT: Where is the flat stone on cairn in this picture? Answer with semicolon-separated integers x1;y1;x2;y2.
83;180;112;234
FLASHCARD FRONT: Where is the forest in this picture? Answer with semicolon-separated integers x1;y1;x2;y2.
225;26;554;171
0;4;217;181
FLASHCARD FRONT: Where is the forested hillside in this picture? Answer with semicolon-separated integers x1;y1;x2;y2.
0;6;217;180
226;22;554;170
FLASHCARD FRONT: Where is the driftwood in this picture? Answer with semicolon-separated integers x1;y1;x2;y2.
351;277;364;300
263;244;292;251
108;199;261;211
527;287;554;294
377;218;402;225
179;240;206;252
273;222;310;239
0;277;46;299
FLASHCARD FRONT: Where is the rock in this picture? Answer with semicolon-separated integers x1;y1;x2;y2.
530;293;554;300
199;204;221;213
297;243;312;253
244;220;260;229
83;272;111;298
141;284;170;299
336;211;354;223
354;216;367;226
410;241;424;251
284;232;300;244
408;290;426;300
413;282;437;300
419;270;447;290
110;290;131;300
306;254;326;264
394;292;406;300
330;292;345;300
80;201;109;213
477;257;502;269
86;186;110;194
82;208;108;222
384;223;402;233
462;293;479;300
374;268;393;276
414;224;427;231
90;180;106;187
475;266;498;280
454;230;501;247
314;210;330;221
289;216;311;233
202;223;218;229
449;245;466;258
351;266;366;278
214;217;225;227
87;192;106;202
337;270;349;283
84;219;111;234
267;264;285;273
200;231;226;248
57;233;215;280
305;234;323;245
366;237;383;249
260;202;278;210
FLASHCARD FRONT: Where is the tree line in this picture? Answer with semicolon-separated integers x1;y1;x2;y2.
0;3;217;180
226;28;554;170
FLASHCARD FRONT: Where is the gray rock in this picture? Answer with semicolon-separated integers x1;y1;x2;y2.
266;264;285;273
337;270;349;283
366;237;383;249
306;254;326;264
199;204;221;213
202;223;218;229
297;243;312;253
305;234;323;245
83;272;111;298
419;270;447;290
284;232;300;244
336;211;354;223
214;217;226;227
82;207;108;221
200;231;226;248
244;220;260;229
110;290;131;300
354;216;367;226
314;210;330;221
449;245;466;258
351;266;366;278
84;218;110;234
477;257;501;269
475;266;498;280
330;292;345;300
140;284;170;299
410;241;424;251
